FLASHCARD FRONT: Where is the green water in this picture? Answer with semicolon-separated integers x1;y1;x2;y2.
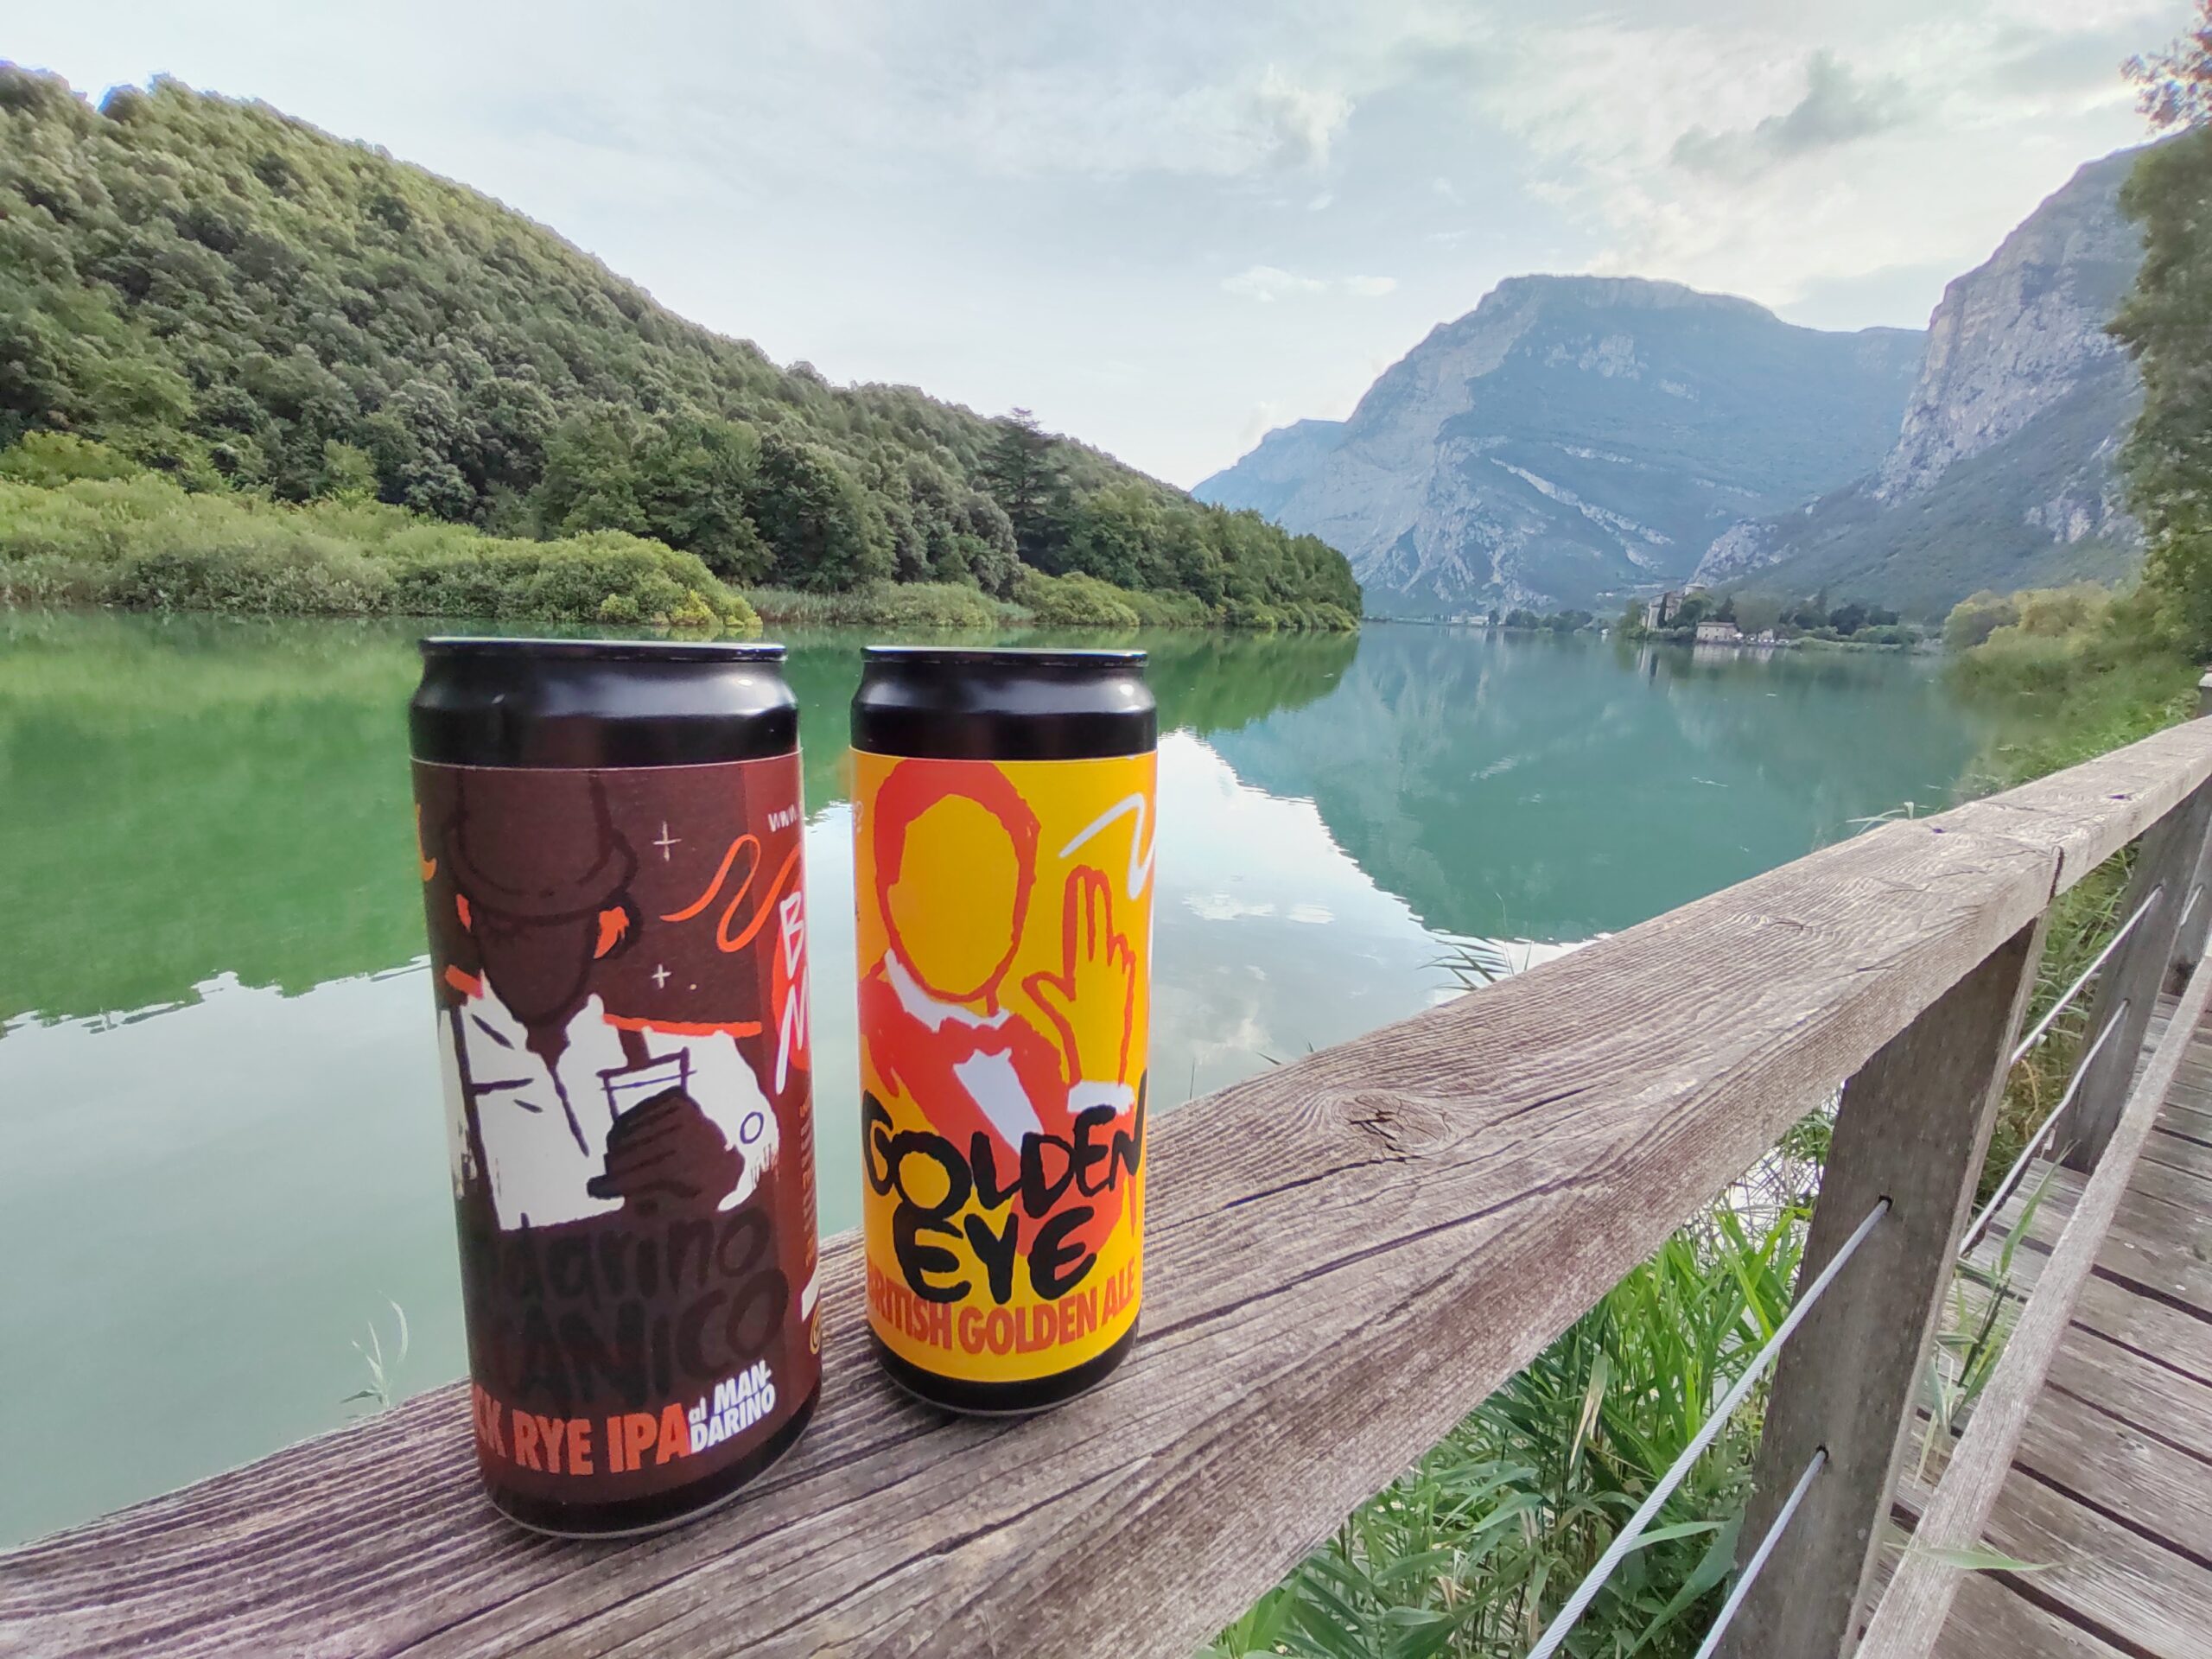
0;613;1998;1544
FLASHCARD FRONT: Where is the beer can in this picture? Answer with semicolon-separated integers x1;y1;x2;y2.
410;638;821;1535
851;646;1155;1413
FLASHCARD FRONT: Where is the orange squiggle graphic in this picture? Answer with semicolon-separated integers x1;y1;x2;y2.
416;805;437;881
663;836;802;954
607;1014;762;1039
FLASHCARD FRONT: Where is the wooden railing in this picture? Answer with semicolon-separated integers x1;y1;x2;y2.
8;696;2212;1659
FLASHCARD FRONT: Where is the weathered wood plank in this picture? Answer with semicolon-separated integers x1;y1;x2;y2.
2145;1124;2212;1179
1978;1172;2212;1310
1958;1259;2212;1392
1931;1574;2133;1659
9;703;2212;1659
2013;1380;2212;1568
2066;782;2212;1171
1722;925;2040;1658
2043;1334;2212;1469
1968;1470;2212;1657
1859;954;2212;1658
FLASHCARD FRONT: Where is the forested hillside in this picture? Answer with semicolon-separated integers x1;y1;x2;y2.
0;68;1358;628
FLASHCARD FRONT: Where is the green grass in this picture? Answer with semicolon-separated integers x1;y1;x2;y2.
742;581;1015;631
1205;1205;1808;1659
0;471;763;634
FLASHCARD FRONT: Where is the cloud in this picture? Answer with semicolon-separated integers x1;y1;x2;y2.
1249;64;1353;168
1222;265;1398;302
1472;4;2162;322
1671;50;1909;179
931;55;1357;180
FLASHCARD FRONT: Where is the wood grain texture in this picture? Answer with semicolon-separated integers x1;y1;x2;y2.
1967;1469;2212;1658
1859;950;2212;1658
1721;925;2040;1659
2065;783;2212;1172
2012;1381;2212;1568
9;714;2212;1659
1931;1574;2133;1659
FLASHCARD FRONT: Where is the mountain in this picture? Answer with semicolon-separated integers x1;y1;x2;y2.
1694;149;2147;613
1195;276;1922;613
0;67;1358;626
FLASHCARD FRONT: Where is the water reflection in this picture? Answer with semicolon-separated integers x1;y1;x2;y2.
1214;627;1993;941
0;613;1987;1543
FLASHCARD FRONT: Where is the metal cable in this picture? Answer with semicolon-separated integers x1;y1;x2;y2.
2007;885;2162;1070
2008;889;2158;1071
1525;1199;1891;1659
1689;1447;1827;1659
1961;999;2126;1257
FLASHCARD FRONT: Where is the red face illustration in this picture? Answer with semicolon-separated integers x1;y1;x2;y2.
873;760;1041;1008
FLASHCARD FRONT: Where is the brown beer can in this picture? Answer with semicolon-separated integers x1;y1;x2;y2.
410;638;820;1535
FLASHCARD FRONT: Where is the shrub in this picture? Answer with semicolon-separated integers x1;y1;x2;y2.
741;580;1001;630
1013;569;1142;629
0;465;760;630
0;432;143;486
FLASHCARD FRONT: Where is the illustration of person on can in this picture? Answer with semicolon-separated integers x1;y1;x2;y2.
426;772;781;1232
856;749;1152;1399
860;762;1139;1255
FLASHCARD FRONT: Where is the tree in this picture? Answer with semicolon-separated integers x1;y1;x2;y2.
976;408;1069;561
316;439;378;502
1733;593;1783;636
0;68;1363;626
1942;591;2019;652
747;432;893;590
2115;122;2212;651
2126;0;2212;130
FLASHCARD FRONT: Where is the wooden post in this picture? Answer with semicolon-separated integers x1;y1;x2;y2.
2063;777;2212;1172
2164;673;2212;991
1720;914;2046;1659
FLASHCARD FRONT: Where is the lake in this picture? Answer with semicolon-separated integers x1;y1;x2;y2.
0;613;1999;1544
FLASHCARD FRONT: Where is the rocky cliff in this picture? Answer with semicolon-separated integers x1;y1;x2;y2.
1197;276;1921;613
1694;147;2147;612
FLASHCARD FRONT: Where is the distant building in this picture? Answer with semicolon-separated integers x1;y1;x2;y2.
1694;620;1744;645
1644;591;1683;628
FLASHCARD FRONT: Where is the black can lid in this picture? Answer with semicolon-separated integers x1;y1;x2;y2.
411;634;797;768
853;643;1155;760
420;635;786;664
861;645;1144;671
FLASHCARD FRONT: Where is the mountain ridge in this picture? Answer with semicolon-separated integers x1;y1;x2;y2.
1197;275;1922;613
1700;146;2148;613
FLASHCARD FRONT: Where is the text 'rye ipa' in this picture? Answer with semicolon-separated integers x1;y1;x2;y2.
410;638;820;1535
852;646;1155;1413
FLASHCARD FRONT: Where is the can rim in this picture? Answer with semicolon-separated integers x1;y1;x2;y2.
419;636;786;664
861;645;1147;669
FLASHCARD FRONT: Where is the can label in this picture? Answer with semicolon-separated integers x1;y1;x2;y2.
413;754;818;1510
855;751;1154;1384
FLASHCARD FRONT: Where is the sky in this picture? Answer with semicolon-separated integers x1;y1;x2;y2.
10;0;2189;488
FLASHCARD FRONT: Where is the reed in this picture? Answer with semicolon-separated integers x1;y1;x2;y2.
1206;1205;1808;1659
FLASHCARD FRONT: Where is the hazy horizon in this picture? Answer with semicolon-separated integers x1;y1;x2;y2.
11;0;2183;487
